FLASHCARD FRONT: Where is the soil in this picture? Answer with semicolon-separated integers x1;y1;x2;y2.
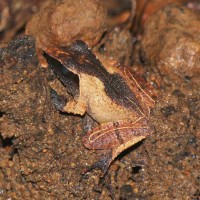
0;1;199;199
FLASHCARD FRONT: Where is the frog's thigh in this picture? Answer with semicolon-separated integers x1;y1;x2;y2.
63;98;86;115
111;135;146;161
83;118;150;150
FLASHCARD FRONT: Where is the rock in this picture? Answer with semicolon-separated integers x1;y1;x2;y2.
141;4;200;84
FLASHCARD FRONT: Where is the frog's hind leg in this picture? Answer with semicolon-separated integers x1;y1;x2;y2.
82;134;147;177
82;117;151;150
82;118;153;176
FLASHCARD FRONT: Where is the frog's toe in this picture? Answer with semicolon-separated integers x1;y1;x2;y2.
82;152;112;177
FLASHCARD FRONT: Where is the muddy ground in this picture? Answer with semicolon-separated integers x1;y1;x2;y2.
0;1;199;199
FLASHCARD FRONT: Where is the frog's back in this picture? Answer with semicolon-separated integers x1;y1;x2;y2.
44;40;154;118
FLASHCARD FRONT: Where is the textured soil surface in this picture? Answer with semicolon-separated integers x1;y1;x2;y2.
0;1;199;200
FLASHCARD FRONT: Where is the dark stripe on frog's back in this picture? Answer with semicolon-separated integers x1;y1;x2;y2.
47;40;143;114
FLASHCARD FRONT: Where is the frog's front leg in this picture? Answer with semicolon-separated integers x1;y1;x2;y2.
50;89;86;115
82;117;153;174
62;97;86;115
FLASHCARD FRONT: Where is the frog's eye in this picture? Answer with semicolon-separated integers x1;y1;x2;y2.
45;53;79;97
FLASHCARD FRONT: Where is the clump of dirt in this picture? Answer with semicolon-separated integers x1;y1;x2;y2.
26;0;107;51
0;36;101;199
141;4;200;85
25;0;107;67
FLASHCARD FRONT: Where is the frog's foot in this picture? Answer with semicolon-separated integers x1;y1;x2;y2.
50;88;86;115
50;89;67;111
82;151;113;177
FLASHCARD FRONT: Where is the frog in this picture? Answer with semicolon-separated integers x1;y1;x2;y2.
44;40;155;174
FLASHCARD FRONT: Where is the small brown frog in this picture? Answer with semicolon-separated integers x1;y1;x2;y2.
44;40;155;174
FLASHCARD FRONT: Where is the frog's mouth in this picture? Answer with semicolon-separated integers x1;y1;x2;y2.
45;53;80;98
